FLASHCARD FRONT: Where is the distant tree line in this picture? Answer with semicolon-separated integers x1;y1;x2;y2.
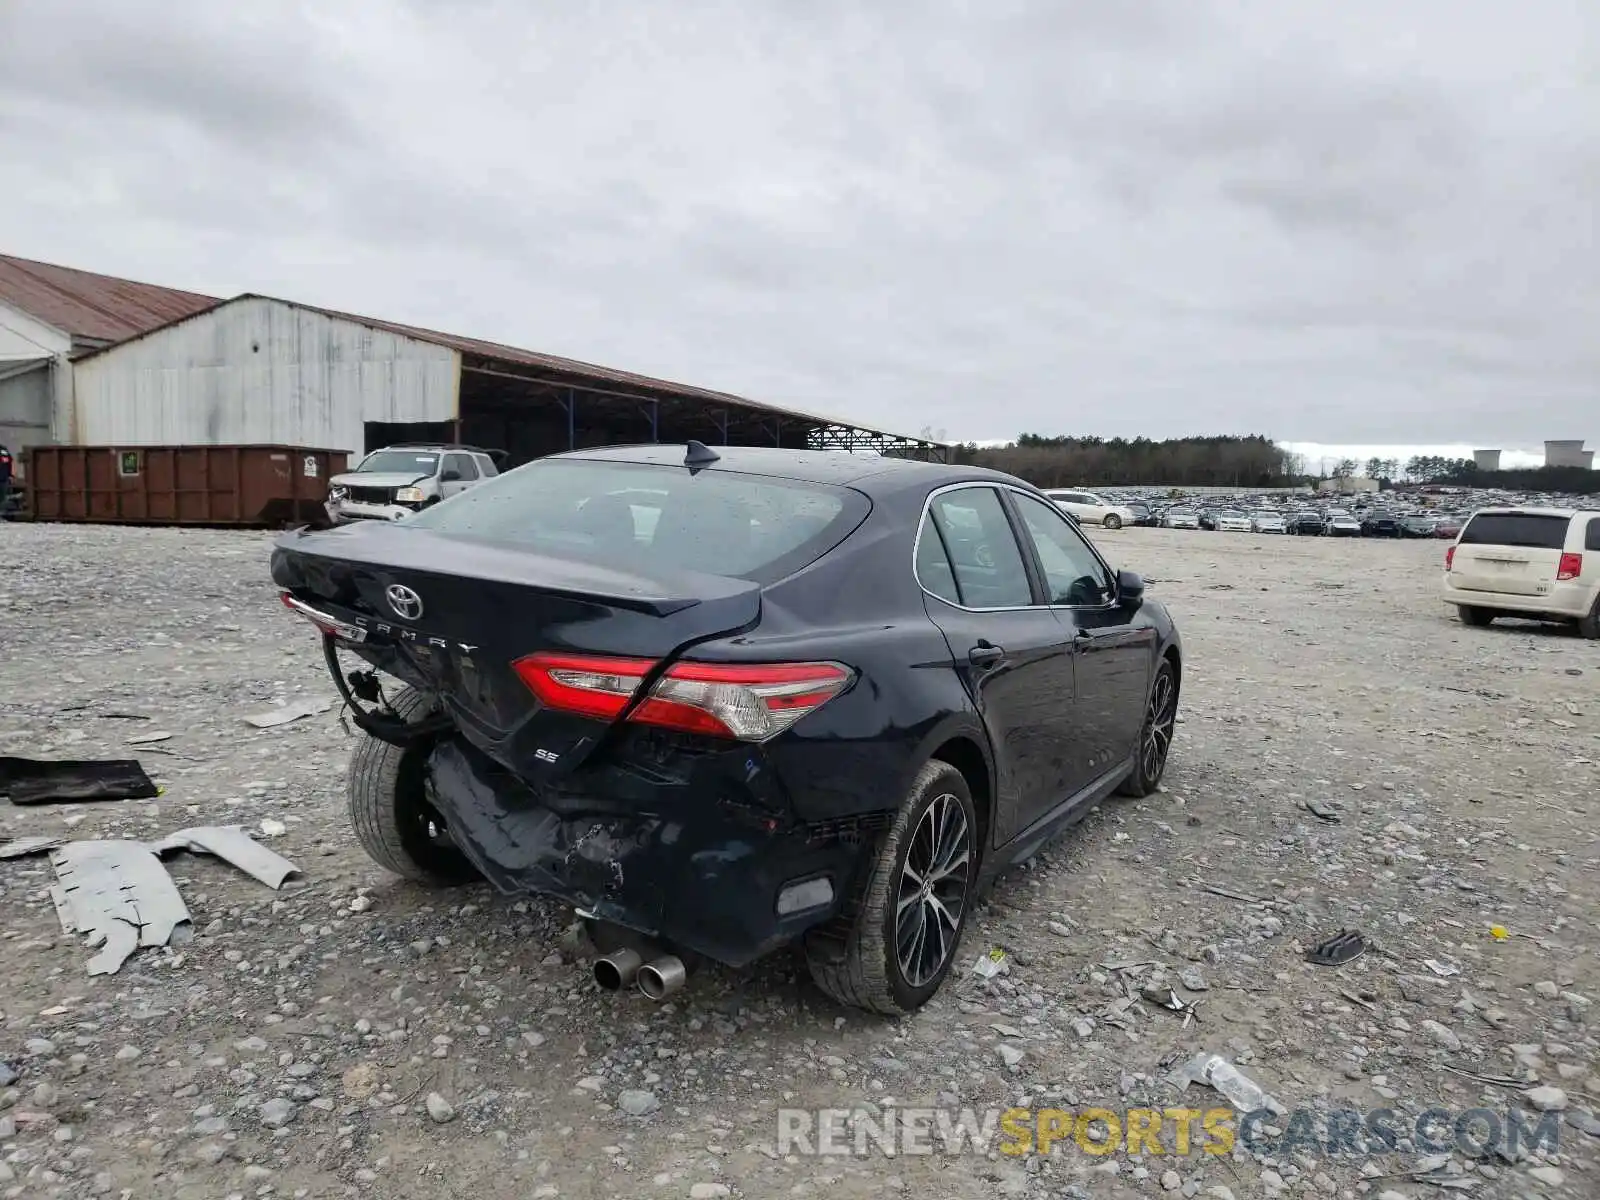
936;434;1301;489
1406;460;1600;495
900;432;1599;494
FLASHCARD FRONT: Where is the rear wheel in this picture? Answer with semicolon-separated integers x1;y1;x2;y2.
806;761;976;1014
1578;597;1600;640
1118;659;1178;797
1103;513;1123;530
348;686;480;886
1457;605;1495;628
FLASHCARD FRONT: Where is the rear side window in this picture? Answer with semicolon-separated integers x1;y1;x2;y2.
1588;518;1600;552
1459;513;1571;550
927;487;1032;608
914;515;961;605
405;458;866;582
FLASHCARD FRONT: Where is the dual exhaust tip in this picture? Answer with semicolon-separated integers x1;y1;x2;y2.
593;949;686;1000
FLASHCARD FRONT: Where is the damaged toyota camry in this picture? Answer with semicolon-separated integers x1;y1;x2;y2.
271;443;1182;1014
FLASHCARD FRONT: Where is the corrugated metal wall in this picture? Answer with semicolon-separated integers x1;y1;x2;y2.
0;364;52;465
71;297;461;454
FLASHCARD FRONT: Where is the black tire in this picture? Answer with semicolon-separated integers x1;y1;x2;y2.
805;760;977;1015
348;686;480;886
1578;597;1600;640
1458;606;1495;628
1103;513;1123;530
1117;658;1178;798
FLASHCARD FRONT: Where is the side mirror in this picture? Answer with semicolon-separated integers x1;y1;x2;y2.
1117;569;1145;606
440;469;462;482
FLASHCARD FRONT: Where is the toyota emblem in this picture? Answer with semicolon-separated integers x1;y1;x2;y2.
385;584;424;620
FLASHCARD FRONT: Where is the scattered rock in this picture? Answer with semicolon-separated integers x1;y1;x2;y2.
617;1089;659;1117
259;1098;296;1128
1524;1086;1568;1112
1420;1020;1461;1051
426;1092;457;1124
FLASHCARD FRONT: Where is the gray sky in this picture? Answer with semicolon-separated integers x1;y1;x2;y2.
2;0;1595;448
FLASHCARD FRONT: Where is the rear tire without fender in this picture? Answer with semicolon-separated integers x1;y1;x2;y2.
1103;513;1123;530
1118;658;1178;798
1457;605;1495;628
805;760;976;1015
348;686;480;886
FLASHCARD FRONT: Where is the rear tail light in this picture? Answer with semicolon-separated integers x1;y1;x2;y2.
1444;546;1455;571
1557;552;1583;581
512;653;657;721
512;654;853;741
633;661;853;740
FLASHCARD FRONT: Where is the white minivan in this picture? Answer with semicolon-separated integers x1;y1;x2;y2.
1442;507;1600;637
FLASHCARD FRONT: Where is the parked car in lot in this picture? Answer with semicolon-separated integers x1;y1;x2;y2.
1125;502;1158;527
1287;511;1325;535
1324;513;1362;537
1162;508;1200;530
1442;507;1600;638
1197;509;1219;531
274;445;1183;1014
1433;517;1463;539
1361;510;1402;538
1215;510;1254;533
1400;514;1438;538
326;444;503;524
1250;510;1286;534
1042;488;1139;530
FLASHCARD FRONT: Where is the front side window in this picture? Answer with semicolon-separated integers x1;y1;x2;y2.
927;487;1032;608
443;453;479;481
1011;493;1116;606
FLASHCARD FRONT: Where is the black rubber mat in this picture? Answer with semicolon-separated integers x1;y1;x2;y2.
0;757;159;805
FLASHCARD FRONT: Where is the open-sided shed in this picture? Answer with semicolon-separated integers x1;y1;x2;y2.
70;295;946;465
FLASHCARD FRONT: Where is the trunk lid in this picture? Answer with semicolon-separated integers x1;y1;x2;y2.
271;522;761;778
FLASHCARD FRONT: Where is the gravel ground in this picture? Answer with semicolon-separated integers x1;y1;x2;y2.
0;521;1596;1200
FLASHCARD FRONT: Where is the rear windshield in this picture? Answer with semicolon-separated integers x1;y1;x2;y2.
403;457;868;581
1459;512;1571;550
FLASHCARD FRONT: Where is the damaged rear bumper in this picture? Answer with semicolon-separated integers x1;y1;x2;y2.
425;737;867;967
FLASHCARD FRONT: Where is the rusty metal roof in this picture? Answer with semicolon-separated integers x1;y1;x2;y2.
66;284;942;445
288;298;848;425
0;253;219;345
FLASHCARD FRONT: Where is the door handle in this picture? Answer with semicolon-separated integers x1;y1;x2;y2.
968;643;1004;666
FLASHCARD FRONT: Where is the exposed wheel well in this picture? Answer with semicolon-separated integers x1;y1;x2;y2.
929;736;992;857
1163;644;1181;691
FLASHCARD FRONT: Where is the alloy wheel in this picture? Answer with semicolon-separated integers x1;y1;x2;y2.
1141;669;1176;782
895;792;971;987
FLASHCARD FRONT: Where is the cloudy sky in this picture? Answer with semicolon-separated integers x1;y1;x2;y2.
1;1;1595;450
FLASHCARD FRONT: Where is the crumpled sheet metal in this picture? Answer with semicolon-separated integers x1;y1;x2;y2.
147;825;300;890
49;840;192;976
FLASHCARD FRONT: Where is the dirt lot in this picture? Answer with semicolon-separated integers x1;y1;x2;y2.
0;522;1596;1200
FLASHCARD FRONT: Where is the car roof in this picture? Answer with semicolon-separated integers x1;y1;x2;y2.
551;444;1026;494
1467;506;1586;519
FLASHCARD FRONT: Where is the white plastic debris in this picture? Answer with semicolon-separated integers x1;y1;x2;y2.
1168;1053;1286;1115
972;948;1010;978
244;698;331;729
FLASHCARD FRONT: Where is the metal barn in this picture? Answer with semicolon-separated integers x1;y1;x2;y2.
71;295;946;465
